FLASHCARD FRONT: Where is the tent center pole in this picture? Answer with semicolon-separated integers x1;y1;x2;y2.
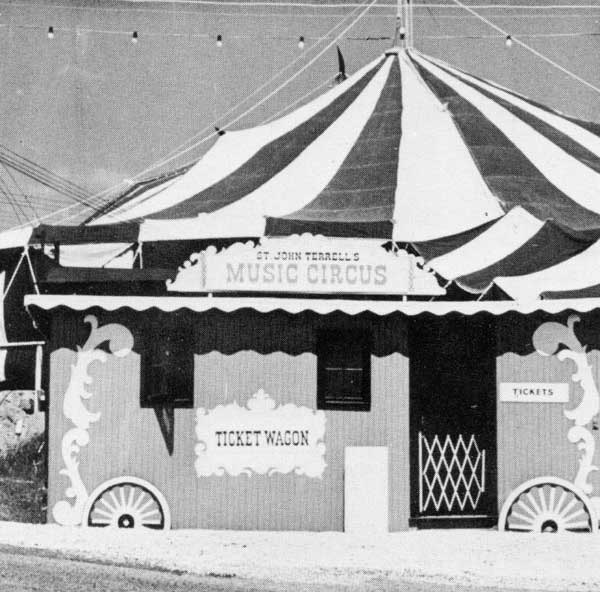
393;0;406;48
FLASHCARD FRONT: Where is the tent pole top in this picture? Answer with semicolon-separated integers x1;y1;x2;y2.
392;0;407;49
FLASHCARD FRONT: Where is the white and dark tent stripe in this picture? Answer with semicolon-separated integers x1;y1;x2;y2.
2;47;600;300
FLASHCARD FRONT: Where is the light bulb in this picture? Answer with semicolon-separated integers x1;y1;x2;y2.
298;36;305;50
132;31;138;44
505;35;513;48
216;34;223;48
47;26;54;39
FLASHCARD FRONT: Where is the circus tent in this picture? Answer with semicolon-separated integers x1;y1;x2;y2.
2;47;600;304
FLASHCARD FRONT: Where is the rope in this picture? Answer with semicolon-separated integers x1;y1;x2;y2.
0;175;25;225
12;0;375;228
425;31;600;39
2;1;600;9
263;76;336;123
449;0;600;96
32;1;600;7
0;163;39;224
127;0;373;181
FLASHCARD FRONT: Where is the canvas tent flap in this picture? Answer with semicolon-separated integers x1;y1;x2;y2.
32;223;139;244
0;226;33;250
54;243;136;269
426;207;544;280
140;56;395;241
495;240;600;300
94;55;386;225
391;52;504;241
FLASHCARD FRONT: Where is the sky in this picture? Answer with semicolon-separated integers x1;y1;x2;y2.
0;0;599;230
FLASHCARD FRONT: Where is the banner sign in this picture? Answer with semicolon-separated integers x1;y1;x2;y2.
499;383;570;403
169;235;444;296
195;389;326;478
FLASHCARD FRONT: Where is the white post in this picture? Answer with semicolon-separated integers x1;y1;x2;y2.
34;344;43;413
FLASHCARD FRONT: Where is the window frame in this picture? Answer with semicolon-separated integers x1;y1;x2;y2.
140;318;195;409
316;327;372;412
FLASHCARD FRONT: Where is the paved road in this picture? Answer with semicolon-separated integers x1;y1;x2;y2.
0;547;548;592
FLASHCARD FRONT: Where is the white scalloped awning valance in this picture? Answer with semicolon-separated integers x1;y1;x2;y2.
23;294;600;317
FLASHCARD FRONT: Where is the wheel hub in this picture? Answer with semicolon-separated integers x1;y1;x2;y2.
541;519;558;533
117;513;135;528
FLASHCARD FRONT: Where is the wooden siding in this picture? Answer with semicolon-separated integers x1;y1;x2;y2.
47;309;410;531
496;312;600;509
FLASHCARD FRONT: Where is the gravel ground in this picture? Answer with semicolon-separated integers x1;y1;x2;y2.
0;523;598;591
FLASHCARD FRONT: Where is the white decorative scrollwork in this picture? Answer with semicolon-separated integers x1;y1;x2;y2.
568;426;597;495
52;315;133;526
533;315;599;496
195;389;326;478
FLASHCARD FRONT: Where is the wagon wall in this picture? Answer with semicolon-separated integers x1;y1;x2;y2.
47;308;411;531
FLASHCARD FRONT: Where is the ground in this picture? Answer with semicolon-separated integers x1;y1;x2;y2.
0;546;564;592
0;523;598;591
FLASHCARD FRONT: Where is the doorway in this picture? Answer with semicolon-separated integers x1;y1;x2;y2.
409;315;497;528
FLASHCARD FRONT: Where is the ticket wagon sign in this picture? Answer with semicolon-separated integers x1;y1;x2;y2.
169;235;444;296
195;389;326;478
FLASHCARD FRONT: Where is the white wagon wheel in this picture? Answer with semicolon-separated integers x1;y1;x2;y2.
499;476;597;533
83;476;171;530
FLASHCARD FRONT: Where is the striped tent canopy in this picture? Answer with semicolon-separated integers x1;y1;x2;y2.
4;47;600;301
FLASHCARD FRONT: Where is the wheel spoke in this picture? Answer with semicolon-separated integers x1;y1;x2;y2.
538;487;549;513
137;498;155;514
131;491;149;511
108;490;120;511
548;486;557;514
563;507;585;524
510;510;535;527
92;507;115;519
516;499;537;519
555;490;568;515
560;497;578;518
98;497;117;513
126;486;136;511
526;491;542;515
140;509;160;520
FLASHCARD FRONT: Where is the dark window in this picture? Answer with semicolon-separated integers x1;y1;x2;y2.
317;328;371;411
141;319;194;408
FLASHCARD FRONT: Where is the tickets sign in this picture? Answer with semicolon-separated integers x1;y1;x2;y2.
168;235;444;296
499;383;570;403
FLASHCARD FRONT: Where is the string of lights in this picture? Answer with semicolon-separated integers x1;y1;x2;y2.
12;0;374;227
0;21;595;44
449;0;600;94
